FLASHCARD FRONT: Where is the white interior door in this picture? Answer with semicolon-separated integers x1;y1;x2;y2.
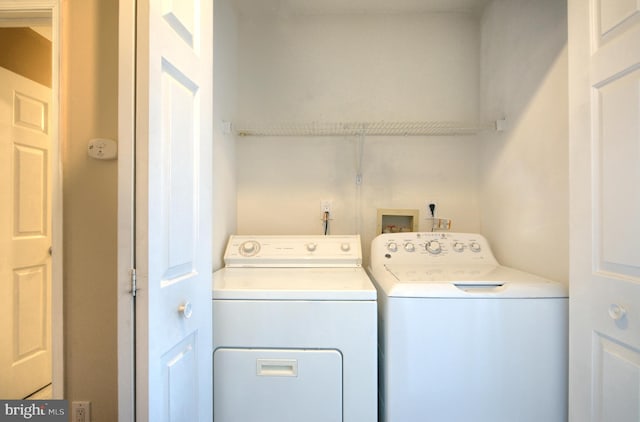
569;1;640;421
0;66;52;399
135;0;213;420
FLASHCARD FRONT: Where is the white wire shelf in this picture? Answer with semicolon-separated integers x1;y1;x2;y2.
234;120;501;137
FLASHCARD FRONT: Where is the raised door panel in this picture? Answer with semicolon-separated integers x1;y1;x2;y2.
592;334;640;422
593;68;640;277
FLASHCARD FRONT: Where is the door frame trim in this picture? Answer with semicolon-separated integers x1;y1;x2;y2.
117;0;136;420
0;0;63;399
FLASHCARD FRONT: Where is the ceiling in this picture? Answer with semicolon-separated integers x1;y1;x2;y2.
0;10;52;41
30;25;52;41
232;0;491;16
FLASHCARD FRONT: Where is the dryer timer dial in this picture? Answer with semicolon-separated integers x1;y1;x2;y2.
239;240;260;256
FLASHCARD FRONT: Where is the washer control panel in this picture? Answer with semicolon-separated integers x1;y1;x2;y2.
224;235;362;267
371;232;498;268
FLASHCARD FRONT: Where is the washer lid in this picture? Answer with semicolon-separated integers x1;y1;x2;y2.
374;264;567;298
212;267;376;300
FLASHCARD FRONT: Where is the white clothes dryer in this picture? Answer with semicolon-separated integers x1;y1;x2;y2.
212;235;377;422
369;232;568;422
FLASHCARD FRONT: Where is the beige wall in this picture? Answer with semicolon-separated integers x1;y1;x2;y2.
235;11;483;266
0;27;51;87
232;1;568;280
62;0;118;420
213;0;239;269
479;0;569;283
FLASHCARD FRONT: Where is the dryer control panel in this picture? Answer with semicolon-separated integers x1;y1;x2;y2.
370;232;498;270
224;235;363;267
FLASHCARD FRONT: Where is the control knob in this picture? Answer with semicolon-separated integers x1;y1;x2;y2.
387;242;398;252
469;242;481;252
453;242;465;252
341;242;351;252
306;242;318;252
426;240;442;254
239;240;260;256
404;242;415;252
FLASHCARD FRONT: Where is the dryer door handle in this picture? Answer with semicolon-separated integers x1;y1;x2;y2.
256;359;298;377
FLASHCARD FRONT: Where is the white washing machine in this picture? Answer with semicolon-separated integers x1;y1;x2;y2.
212;235;377;422
369;232;568;422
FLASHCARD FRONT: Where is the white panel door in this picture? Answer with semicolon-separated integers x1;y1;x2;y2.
0;66;52;399
135;0;213;421
569;1;640;421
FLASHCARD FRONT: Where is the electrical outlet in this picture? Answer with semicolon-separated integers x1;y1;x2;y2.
438;218;452;230
426;217;452;231
320;200;332;214
72;401;91;422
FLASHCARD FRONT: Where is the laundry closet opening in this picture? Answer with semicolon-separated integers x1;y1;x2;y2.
212;0;568;282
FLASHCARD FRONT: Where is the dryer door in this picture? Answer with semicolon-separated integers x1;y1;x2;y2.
214;348;342;422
